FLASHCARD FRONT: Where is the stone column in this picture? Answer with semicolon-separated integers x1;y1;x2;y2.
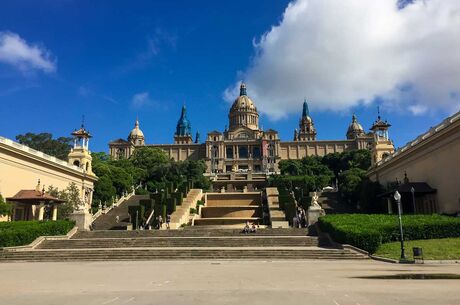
52;205;58;221
37;202;45;221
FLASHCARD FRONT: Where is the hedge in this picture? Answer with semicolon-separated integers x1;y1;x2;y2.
318;214;460;253
0;220;75;248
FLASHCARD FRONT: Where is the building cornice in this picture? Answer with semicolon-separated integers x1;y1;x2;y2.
0;136;98;182
368;110;460;175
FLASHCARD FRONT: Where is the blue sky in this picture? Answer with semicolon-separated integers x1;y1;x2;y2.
0;0;458;153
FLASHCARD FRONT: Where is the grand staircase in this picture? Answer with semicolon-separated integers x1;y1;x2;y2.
92;195;150;230
194;192;262;226
314;191;354;214
0;228;368;261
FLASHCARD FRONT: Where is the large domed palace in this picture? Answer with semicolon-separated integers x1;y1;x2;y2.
109;83;394;174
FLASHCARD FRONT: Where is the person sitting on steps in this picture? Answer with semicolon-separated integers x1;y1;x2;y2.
242;221;250;234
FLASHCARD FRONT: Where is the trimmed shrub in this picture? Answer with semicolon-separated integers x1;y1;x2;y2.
128;205;145;229
318;214;460;253
171;192;183;206
284;201;297;225
0;220;75;248
166;198;176;215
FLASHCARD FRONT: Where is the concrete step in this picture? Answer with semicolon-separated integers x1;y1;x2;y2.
92;195;150;230
38;236;320;249
201;206;261;218
0;248;367;261
73;228;310;238
193;217;261;226
271;221;290;228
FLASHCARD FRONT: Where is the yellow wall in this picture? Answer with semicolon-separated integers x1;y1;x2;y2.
0;137;97;217
368;113;460;214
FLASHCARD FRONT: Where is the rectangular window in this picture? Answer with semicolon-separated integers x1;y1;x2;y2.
253;146;261;158
226;146;233;159
238;146;248;159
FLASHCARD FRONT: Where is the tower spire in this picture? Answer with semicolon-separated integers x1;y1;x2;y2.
302;99;309;118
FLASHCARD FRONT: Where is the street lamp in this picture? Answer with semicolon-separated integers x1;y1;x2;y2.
410;187;416;214
394;191;406;260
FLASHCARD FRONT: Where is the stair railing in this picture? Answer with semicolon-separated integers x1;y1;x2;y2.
91;186;136;222
145;209;155;228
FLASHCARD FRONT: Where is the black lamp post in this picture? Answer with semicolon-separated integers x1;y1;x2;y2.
394;191;406;260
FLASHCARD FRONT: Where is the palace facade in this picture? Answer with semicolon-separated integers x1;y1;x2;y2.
109;83;394;173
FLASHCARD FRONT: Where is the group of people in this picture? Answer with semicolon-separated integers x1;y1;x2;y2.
242;221;259;234
293;206;307;228
155;214;171;229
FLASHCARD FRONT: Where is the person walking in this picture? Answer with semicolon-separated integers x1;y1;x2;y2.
158;215;163;229
166;214;171;229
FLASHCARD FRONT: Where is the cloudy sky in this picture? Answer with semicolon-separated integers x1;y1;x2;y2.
0;0;459;152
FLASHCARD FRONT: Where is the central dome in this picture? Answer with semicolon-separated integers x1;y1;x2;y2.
228;83;259;131
231;84;257;112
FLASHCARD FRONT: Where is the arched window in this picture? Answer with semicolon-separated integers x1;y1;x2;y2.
73;160;80;167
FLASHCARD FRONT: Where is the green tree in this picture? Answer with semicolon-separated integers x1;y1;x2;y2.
16;132;72;161
339;167;367;206
279;160;302;175
48;183;83;220
93;176;116;206
0;194;12;217
130;147;169;170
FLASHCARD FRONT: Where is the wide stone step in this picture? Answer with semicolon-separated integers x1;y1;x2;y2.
201;206;261;218
73;228;309;238
38;237;319;249
193;217;261;226
0;248;367;261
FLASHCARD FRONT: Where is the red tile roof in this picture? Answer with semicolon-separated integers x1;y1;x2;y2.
6;190;65;204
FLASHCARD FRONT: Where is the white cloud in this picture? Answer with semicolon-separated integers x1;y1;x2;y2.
0;32;56;73
132;92;151;107
225;0;460;119
408;104;428;116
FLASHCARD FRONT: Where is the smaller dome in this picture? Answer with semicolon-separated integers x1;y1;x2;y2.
129;119;144;139
347;114;364;139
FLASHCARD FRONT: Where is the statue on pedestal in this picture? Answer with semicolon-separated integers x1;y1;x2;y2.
310;191;321;209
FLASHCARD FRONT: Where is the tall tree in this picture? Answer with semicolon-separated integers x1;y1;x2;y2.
0;194;12;217
16;132;72;161
47;183;83;220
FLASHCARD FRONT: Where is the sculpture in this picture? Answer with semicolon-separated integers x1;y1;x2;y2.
311;191;321;209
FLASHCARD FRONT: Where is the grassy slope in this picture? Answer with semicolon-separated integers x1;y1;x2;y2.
375;238;460;260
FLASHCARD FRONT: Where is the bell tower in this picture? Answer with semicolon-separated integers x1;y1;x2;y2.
370;110;394;166
296;99;317;141
68;122;94;175
174;105;193;144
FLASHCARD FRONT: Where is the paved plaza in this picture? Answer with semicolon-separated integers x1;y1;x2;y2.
0;260;458;305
